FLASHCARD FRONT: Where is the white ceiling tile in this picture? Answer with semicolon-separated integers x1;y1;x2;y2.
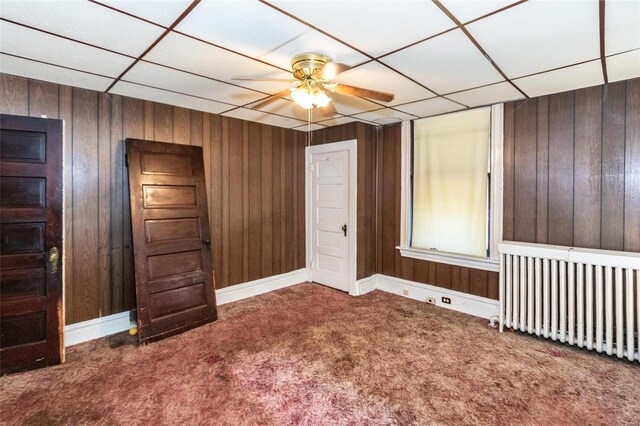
467;1;600;78
329;93;382;115
0;21;133;78
447;82;524;108
513;60;604;98
95;0;191;27
145;32;290;93
269;1;456;57
393;97;464;118
222;107;306;129
605;0;640;55
175;1;309;58
438;0;520;24
382;29;503;95
0;54;113;92
293;123;326;132
606;50;640;83
316;116;359;127
0;0;164;57
123;61;265;106
259;30;368;70
110;81;232;115
332;61;435;107
352;107;416;124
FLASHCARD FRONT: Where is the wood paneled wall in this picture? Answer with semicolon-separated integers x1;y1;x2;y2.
503;78;640;252
310;122;378;280
0;73;306;324
375;123;500;300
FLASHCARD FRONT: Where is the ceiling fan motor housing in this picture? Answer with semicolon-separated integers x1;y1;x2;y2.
291;53;331;80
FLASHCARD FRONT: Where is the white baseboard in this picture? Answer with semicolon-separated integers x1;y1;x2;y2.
356;274;499;320
64;268;309;347
215;268;308;305
64;311;135;347
355;275;377;295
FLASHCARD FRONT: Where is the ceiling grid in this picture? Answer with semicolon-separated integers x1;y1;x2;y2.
0;0;638;130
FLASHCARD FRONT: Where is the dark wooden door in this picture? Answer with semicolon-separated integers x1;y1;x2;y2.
126;139;217;344
0;114;63;374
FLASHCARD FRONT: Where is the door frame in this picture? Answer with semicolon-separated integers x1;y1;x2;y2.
305;139;357;295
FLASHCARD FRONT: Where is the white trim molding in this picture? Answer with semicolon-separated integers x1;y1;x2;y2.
398;104;504;269
64;311;135;347
215;268;309;305
356;274;499;319
64;268;309;347
397;247;499;272
305;139;358;296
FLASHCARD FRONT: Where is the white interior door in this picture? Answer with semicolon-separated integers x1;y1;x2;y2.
310;149;350;292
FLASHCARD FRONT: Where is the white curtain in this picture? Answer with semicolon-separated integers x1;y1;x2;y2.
412;107;490;257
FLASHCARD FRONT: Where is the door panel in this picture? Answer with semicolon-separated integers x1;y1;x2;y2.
126;139;217;344
311;150;350;291
0;114;63;375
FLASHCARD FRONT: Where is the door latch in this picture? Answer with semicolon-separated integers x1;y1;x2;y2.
342;224;347;237
48;247;59;273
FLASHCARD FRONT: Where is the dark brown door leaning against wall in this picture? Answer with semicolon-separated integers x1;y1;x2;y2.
0;114;63;374
126;139;217;344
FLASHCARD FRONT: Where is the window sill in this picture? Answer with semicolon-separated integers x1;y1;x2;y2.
397;246;499;272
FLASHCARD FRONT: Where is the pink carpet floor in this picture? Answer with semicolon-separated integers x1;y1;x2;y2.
1;283;639;425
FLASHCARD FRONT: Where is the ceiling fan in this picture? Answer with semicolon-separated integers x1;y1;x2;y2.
236;53;395;114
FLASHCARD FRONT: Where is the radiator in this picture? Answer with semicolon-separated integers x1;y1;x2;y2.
498;242;640;362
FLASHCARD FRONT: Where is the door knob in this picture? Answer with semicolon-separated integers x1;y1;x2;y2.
342;224;347;237
203;237;211;245
48;247;59;274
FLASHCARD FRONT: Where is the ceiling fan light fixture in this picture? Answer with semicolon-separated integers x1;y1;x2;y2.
291;86;331;110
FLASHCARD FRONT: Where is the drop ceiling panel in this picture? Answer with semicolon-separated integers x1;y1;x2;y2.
329;93;383;116
447;82;524;108
467;1;599;78
175;1;309;58
332;61;435;107
513;60;604;98
259;30;368;71
123;61;265;106
95;0;192;27
393;97;463;118
293;123;326;132
0;21;133;78
606;50;640;83
222;107;306;129
0;54;113;92
605;0;640;55
0;1;164;57
382;29;503;95
316;117;360;128
352;108;416;125
269;0;456;57
110;81;232;115
438;0;521;24
144;32;290;93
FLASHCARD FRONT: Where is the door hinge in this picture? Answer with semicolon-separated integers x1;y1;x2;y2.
309;163;314;172
309;260;313;267
125;153;129;168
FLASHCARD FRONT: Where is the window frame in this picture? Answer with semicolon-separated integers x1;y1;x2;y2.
397;104;503;272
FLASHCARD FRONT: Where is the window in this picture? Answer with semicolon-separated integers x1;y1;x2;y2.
398;105;503;272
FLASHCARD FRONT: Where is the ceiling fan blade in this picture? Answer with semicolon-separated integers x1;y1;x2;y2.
251;88;292;110
332;83;395;103
318;62;351;80
233;78;295;82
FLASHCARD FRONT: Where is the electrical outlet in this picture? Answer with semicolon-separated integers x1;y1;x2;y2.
426;297;436;304
402;288;409;296
442;297;451;304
